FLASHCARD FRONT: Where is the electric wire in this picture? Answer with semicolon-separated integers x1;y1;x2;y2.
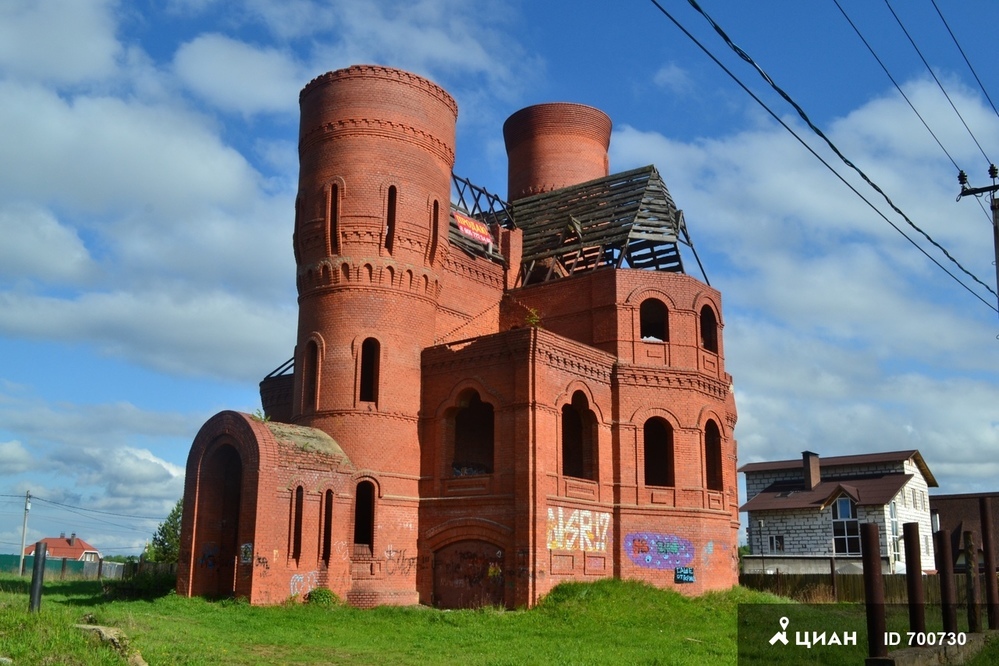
883;0;991;165
835;0;993;225
833;0;959;172
656;0;998;307
930;0;999;125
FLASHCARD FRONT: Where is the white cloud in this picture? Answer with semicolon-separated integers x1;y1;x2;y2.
653;62;692;94
0;204;96;284
0;0;121;84
0;441;33;475
173;33;304;116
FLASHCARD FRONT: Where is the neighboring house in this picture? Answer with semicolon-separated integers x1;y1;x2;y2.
740;450;937;574
24;533;101;562
930;492;999;573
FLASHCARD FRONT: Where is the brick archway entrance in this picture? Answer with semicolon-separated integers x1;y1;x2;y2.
192;443;242;597
433;540;505;609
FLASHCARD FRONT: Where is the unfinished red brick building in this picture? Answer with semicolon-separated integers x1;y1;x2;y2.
177;65;739;608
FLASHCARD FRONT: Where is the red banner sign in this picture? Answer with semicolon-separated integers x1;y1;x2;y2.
454;212;492;245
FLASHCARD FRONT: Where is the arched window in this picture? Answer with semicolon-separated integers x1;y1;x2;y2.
329;182;340;255
705;420;723;491
302;340;319;413
320;489;334;565
561;391;597;481
700;305;718;353
291;485;304;562
428;200;440;264
359;338;379;403
353;481;375;555
452;391;494;476
385;185;397;253
639;299;669;341
643;418;674;487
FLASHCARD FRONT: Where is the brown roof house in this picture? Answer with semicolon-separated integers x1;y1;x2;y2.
740;451;938;574
24;533;101;562
930;492;999;573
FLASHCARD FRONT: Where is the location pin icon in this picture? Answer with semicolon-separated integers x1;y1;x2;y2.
779;617;789;631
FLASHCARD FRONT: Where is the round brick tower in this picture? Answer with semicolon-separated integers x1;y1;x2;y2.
503;102;612;202
293;65;456;474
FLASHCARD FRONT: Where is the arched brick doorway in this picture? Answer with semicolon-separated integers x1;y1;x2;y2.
433;540;505;609
192;443;243;597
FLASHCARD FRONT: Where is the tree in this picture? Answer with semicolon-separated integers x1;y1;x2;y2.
148;498;182;563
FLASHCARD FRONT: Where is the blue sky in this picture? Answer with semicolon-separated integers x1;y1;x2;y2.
1;0;998;556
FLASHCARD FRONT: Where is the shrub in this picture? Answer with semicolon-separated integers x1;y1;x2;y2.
306;587;338;607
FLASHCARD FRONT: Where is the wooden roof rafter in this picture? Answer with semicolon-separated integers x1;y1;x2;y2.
512;165;708;285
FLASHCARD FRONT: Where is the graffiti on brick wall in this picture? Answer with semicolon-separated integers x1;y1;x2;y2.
198;542;219;569
255;554;270;577
384;546;417;576
624;533;694;570
240;543;253;564
290;570;318;597
546;506;611;552
674;566;695;583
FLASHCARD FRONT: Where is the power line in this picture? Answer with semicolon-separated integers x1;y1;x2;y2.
31;496;166;522
652;0;998;309
930;0;999;125
883;0;991;165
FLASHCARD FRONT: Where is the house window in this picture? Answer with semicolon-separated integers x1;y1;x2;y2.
359;338;380;403
639;298;668;341
832;497;860;555
320;489;334;566
643;417;674;487
768;535;784;553
704;419;723;491
385;185;397;253
291;485;304;562
699;305;718;353
912;488;917;508
353;481;375;556
561;391;597;481
452;390;494;476
890;501;901;561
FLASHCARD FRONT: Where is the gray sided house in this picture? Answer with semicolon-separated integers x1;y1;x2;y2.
740;450;938;574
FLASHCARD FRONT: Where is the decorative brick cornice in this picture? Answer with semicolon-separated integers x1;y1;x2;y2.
299;118;455;166
614;366;730;400
301;65;458;118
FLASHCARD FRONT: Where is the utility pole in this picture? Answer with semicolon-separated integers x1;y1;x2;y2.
18;490;30;576
956;165;999;315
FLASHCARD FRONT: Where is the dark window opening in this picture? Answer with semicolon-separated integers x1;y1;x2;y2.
429;200;439;264
329;183;339;255
303;340;319;413
385;185;397;253
353;481;375;554
700;305;718;353
359;338;379;403
561;391;597;481
643;418;674;487
705;420;723;491
321;489;333;565
291;486;304;562
452;391;494;476
639;299;669;342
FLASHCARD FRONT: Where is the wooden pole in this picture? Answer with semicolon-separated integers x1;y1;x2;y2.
862;522;887;659
965;530;982;632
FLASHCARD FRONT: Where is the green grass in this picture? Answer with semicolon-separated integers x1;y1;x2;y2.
2;574;995;665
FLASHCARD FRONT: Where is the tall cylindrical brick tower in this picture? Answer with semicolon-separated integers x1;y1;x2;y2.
503;102;612;202
294;64;455;473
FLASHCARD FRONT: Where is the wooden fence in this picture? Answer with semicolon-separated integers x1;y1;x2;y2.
740;571;996;605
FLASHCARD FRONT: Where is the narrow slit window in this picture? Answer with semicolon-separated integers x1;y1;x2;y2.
303;340;319;413
359;338;379;403
321;489;333;565
329;183;340;255
353;481;375;554
291;486;304;562
385;185;397;253
428;200;439;264
705;420;723;491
